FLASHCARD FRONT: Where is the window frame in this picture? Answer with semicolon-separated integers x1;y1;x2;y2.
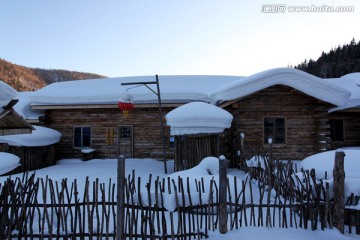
263;117;286;145
73;126;92;148
329;118;345;142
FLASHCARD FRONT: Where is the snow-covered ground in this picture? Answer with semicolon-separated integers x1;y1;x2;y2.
1;153;359;240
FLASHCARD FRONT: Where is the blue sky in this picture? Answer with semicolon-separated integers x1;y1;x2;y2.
1;0;360;77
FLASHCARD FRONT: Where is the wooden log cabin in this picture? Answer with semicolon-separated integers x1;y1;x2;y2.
26;68;360;164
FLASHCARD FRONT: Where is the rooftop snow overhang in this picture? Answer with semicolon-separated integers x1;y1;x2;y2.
328;99;360;113
0;125;61;147
0;100;34;136
29;75;243;107
210;68;351;107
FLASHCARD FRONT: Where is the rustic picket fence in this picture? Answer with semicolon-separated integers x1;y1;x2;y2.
2;154;358;240
238;146;360;234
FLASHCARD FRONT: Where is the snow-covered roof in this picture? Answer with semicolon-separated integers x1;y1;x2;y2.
14;91;44;120
210;68;351;106
0;125;61;147
30;75;242;106
0;81;17;108
166;102;233;135
323;73;360;112
29;69;355;110
0;82;34;135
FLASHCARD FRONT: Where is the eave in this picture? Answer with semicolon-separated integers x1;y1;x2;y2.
0;100;34;136
31;103;184;110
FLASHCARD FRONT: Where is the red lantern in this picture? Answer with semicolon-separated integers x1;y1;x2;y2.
118;91;134;118
118;101;134;118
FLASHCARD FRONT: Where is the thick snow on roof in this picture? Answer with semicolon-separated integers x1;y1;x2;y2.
0;81;17;108
166;102;233;135
26;69;359;111
30;75;242;105
0;81;42;120
323;73;360;112
0;125;61;147
210;68;351;106
0;152;20;175
14;92;44;120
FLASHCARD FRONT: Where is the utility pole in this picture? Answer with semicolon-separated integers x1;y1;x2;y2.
121;75;168;173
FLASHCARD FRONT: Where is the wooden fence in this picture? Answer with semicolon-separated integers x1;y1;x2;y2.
1;156;358;240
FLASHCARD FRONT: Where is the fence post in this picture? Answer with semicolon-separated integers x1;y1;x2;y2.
219;155;228;234
240;133;245;151
333;151;345;234
117;155;125;240
239;133;245;169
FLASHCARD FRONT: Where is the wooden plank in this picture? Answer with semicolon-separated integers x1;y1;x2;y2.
219;156;228;234
31;103;182;110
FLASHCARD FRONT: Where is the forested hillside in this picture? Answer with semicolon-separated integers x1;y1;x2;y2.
0;58;106;91
295;38;360;78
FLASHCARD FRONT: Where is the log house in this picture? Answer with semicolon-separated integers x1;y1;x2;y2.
26;69;360;166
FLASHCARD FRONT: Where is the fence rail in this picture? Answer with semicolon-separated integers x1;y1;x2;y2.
0;157;359;239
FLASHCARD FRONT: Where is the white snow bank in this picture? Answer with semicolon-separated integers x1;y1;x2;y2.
169;156;220;178
297;148;360;205
0;125;61;147
210;68;351;106
0;152;20;175
157;156;246;211
301;148;360;179
166;102;233;135
0;81;17;108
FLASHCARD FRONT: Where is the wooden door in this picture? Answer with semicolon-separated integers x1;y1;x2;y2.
118;125;133;158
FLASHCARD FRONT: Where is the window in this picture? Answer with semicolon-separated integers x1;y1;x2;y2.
264;117;286;144
74;126;91;148
329;119;344;141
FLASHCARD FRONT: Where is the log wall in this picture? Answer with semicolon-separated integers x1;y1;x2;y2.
38;85;360;162
5;146;56;175
224;85;333;160
42;107;174;160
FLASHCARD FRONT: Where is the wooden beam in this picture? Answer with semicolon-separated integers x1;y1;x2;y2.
31;103;183;110
0;128;32;136
121;81;157;85
3;99;19;110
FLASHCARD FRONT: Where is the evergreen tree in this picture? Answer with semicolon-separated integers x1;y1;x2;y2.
295;38;360;78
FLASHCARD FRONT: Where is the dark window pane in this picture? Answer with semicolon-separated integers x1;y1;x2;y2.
74;127;81;135
74;135;82;147
276;118;285;128
73;126;91;147
264;117;286;144
83;127;91;135
329;119;344;141
83;135;91;147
